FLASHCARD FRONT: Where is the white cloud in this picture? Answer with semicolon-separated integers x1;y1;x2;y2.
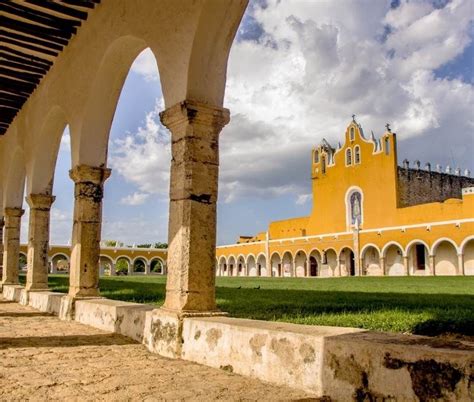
120;192;150;206
117;0;474;205
296;194;311;205
130;49;159;81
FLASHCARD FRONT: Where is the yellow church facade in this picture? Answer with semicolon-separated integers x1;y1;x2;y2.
216;121;474;278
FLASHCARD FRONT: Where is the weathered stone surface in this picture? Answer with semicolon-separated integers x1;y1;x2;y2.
68;165;111;298
75;298;153;342
143;308;183;358
2;284;23;302
0;218;4;279
28;291;64;314
397;166;474;207
25;194;55;291
2;208;24;285
160;100;229;313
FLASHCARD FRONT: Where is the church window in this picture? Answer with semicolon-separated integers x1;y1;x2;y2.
314;150;319;163
350;127;355;141
354;146;361;164
321;156;326;174
346;148;352;166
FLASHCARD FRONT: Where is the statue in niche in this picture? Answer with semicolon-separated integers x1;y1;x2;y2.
350;192;362;225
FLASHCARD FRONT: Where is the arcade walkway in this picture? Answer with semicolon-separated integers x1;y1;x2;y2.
0;298;312;401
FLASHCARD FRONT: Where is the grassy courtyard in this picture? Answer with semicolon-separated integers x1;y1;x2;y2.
44;275;474;337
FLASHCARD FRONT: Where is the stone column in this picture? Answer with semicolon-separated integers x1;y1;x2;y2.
68;165;111;298
110;262;116;276
145;261;151;275
403;255;409;276
50;258;57;274
380;257;386;276
2;207;24;285
429;255;436;276
160;100;229;313
457;254;464;276
0;217;4;280
128;262;133;276
25;194;55;291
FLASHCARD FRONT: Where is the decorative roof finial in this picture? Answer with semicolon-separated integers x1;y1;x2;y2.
352;114;356;122
385;123;391;132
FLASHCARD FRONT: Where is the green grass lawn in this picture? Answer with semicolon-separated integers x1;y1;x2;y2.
44;275;474;336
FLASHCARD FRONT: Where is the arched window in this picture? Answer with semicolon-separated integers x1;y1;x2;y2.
321;156;326;174
350;127;355;141
346;187;364;227
314;150;319;163
346;148;352;166
354;146;361;164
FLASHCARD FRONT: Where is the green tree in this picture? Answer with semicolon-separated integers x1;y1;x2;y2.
153;242;168;249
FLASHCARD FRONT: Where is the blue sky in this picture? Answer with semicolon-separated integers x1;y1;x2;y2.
24;0;474;246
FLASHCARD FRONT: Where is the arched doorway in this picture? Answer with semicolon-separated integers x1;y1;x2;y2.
406;241;429;275
257;254;266;277
18;252;27;272
270;253;281;277
228;256;236;277
237;255;246;276
282;251;293;277
217;256;227;277
325;249;338;276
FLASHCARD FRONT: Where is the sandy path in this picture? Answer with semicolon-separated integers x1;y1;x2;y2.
0;298;315;401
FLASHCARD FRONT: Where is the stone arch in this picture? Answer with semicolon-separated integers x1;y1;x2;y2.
74;36;150;167
270;252;282;277
431;238;459;256
308;249;322;277
3;148;26;208
294;249;307;277
432;239;458;276
26;106;69;195
325;248;338;276
256;253;267;277
461;237;474;275
383;242;405;276
247;254;257;277
115;256;132;275
51;253;70;274
227;255;236;277
150;257;165;274
217;255;227;277
405;240;430;275
236;254;246;276
360;244;381;276
281;251;293;277
133;256;147;274
99;255;114;276
339;247;355;276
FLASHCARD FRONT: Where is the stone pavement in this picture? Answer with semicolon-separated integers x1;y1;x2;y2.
0;298;314;401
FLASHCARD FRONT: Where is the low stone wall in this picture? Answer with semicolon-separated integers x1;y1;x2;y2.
75;299;153;343
2;286;473;400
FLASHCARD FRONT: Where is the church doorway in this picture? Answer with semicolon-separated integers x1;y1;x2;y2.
309;256;318;277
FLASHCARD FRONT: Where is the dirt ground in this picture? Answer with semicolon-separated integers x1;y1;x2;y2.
0;298;316;401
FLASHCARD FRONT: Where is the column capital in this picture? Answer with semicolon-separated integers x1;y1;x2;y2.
69;164;111;185
4;207;24;218
160;99;230;133
26;194;56;210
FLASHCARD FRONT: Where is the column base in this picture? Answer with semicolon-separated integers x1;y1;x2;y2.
20;287;50;306
2;284;24;302
143;307;227;359
59;295;103;321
